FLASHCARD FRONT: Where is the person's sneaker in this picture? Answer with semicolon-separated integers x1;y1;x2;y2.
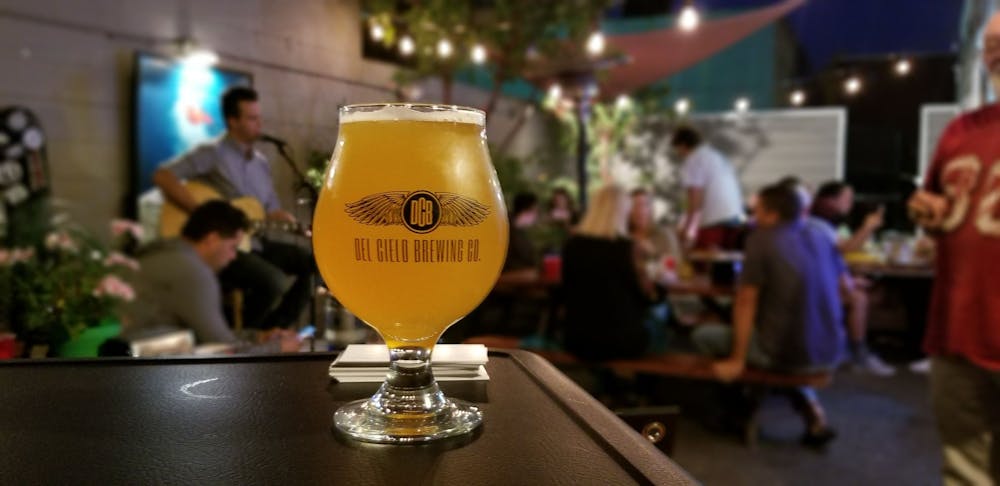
908;358;931;374
801;426;838;448
848;352;897;377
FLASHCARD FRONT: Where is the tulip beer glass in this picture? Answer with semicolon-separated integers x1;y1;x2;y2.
313;104;508;443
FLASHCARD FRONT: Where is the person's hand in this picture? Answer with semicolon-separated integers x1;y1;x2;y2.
712;358;745;382
267;209;297;223
260;329;301;352
656;269;678;286
862;206;885;231
907;190;948;230
680;225;698;250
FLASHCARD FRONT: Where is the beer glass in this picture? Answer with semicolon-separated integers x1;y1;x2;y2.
313;103;508;443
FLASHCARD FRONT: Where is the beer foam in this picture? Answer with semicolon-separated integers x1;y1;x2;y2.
340;104;484;126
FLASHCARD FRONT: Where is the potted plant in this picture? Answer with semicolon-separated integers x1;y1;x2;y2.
3;219;140;357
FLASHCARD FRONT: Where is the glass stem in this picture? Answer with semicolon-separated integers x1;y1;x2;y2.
370;346;448;414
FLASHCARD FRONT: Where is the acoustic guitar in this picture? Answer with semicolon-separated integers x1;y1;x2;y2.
158;180;306;252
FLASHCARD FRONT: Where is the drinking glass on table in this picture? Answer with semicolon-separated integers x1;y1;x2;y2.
312;103;508;443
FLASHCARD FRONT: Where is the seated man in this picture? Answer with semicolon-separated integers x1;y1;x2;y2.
692;184;848;446
120;201;298;353
810;180;894;376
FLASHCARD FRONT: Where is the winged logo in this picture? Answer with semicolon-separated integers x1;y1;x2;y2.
345;190;490;234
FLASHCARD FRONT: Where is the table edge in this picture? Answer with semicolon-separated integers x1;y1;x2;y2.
491;348;698;486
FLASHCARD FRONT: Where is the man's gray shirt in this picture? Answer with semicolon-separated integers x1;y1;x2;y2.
163;136;281;212
740;220;847;370
121;239;237;344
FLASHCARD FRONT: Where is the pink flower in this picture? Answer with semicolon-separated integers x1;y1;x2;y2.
103;252;140;271
110;219;144;240
44;231;77;253
92;274;136;302
0;248;8;266
10;247;34;263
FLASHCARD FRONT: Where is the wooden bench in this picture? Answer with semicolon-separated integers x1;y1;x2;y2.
464;335;832;388
464;334;834;447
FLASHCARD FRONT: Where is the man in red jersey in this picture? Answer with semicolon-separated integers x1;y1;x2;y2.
908;12;1000;484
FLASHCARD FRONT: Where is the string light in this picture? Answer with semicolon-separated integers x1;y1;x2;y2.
675;98;691;115
399;35;415;56
586;31;605;56
790;90;806;106
437;38;453;59
895;58;912;76
678;1;700;32
471;44;487;64
734;97;750;113
369;23;385;41
844;76;862;95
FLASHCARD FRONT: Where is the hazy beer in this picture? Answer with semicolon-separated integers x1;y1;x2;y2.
313;104;507;443
313;109;507;348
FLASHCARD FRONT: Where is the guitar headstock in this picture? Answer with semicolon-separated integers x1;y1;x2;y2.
249;220;311;237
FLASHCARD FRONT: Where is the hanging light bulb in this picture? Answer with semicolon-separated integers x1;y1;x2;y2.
615;94;632;110
369;23;385;41
678;1;700;32
586;31;605;56
675;98;691;115
437;38;453;59
181;48;218;67
399;35;415;56
844;76;862;95
790;90;806;106
894;58;912;76
471;44;487;64
547;83;562;101
734;97;750;113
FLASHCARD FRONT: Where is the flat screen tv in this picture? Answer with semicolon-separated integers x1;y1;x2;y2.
131;52;252;202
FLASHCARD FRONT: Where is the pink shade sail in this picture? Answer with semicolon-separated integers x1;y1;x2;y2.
601;0;806;98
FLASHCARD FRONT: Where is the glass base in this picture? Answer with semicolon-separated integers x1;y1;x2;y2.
334;396;482;444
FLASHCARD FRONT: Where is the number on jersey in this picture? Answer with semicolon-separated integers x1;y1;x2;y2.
939;155;1000;236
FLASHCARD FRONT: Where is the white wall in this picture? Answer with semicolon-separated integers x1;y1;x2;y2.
690;108;847;195
0;0;543;233
918;104;960;184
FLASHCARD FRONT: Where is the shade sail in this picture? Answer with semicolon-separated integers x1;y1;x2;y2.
601;0;806;98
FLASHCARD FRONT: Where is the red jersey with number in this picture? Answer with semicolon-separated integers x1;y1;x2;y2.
923;102;1000;370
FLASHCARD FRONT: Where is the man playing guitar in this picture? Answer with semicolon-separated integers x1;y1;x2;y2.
153;86;312;330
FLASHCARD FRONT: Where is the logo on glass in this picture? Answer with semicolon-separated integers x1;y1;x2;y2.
345;190;490;234
402;191;441;233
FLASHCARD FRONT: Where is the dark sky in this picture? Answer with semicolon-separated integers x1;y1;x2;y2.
615;0;965;74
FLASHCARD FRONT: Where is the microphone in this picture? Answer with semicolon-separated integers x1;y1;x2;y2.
258;133;288;147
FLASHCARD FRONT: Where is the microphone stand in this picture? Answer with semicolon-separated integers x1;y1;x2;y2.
267;141;323;345
272;142;318;202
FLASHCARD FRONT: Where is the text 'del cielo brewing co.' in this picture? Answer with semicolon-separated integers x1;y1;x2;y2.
344;190;488;264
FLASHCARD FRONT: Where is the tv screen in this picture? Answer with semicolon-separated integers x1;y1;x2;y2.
132;52;252;197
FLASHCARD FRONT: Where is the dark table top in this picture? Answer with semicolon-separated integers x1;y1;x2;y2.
0;350;695;485
847;261;935;279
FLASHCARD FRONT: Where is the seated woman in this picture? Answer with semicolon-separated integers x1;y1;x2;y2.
561;185;665;361
542;187;579;252
628;187;683;282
